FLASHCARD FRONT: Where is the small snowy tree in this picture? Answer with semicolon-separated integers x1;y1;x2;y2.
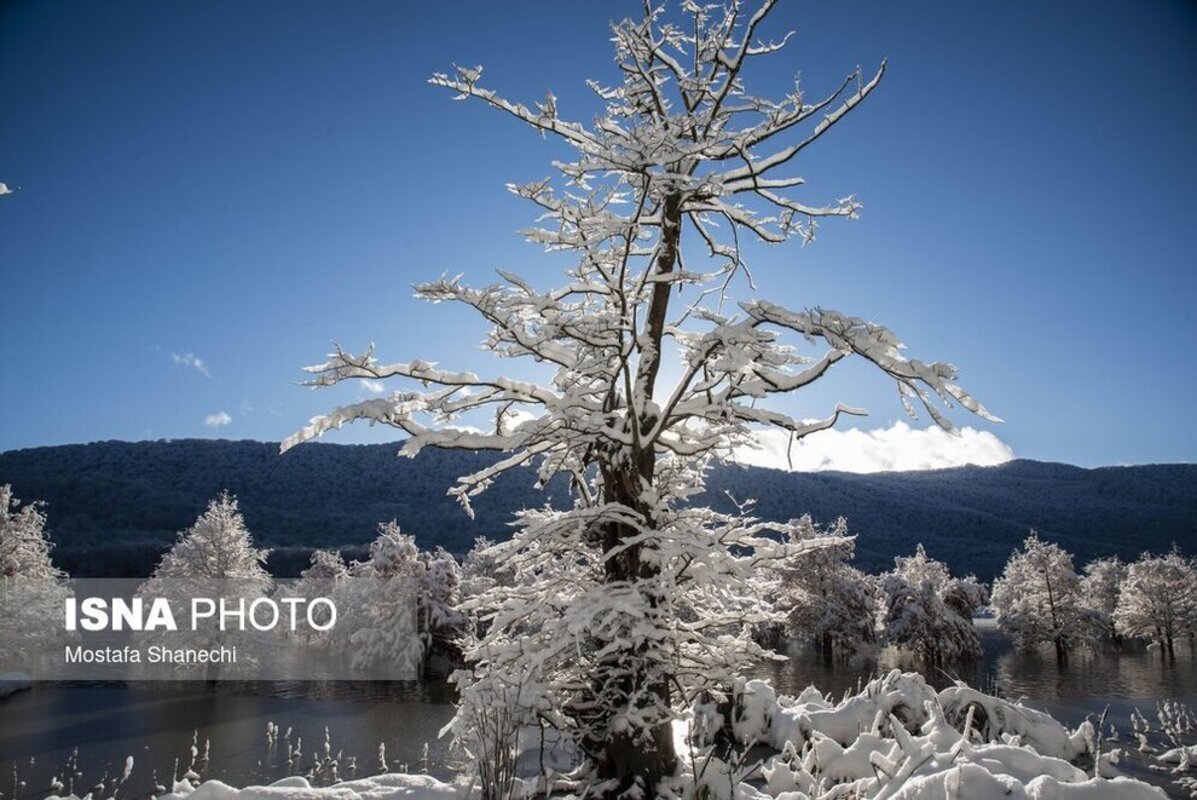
990;533;1098;661
151;492;270;582
776;515;876;661
303;548;350;580
1080;556;1127;645
283;2;995;790
877;544;985;664
1114;550;1197;656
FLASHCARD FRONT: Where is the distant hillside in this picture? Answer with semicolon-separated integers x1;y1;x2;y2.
0;439;1192;580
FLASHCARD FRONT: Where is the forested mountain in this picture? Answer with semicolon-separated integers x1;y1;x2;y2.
0;439;1191;580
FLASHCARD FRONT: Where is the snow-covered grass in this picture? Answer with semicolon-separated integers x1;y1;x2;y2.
156;775;459;800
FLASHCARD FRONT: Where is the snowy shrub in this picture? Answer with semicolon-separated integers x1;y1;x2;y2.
287;549;348;646
339;522;426;675
878;544;986;664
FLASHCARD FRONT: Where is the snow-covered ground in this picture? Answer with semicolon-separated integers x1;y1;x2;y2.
88;670;1182;800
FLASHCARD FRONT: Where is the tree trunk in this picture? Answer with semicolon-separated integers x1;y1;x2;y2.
590;452;676;794
588;193;685;796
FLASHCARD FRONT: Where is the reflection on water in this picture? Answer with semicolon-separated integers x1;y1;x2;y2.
759;623;1197;713
0;681;457;800
2;626;1196;798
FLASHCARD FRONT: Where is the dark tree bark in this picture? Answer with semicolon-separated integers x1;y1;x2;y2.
589;194;684;795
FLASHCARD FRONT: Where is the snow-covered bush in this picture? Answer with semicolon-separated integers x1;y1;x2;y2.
418;545;463;658
776;514;877;660
664;670;1163;799
460;536;514;602
991;533;1100;661
282;1;997;791
1114;549;1197;655
877;544;986;664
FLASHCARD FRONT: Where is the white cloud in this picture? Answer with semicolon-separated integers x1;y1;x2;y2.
360;378;387;394
731;422;1013;473
171;351;211;378
204;411;232;428
0;182;13;197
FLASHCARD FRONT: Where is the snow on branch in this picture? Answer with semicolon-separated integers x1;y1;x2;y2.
743;300;1001;431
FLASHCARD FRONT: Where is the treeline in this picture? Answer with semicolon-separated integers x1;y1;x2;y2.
768;520;1197;666
0;439;1193;580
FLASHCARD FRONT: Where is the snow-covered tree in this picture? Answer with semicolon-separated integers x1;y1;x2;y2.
290;549;349;643
877;544;985;664
418;545;464;659
0;484;61;579
139;493;271;671
282;2;995;790
0;485;69;664
775;515;876;661
1080;556;1127;644
331;523;464;675
151;491;270;583
340;522;426;674
990;533;1098;661
459;536;514;601
1114;550;1197;656
303;548;350;580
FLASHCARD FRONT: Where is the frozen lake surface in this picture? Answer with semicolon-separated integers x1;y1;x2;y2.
2;627;1195;799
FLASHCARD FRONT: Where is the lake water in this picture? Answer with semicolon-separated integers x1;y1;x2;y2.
2;626;1195;799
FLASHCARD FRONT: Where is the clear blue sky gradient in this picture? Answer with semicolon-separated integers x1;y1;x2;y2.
1;1;1194;466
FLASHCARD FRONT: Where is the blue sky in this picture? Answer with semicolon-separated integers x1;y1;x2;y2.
1;1;1194;467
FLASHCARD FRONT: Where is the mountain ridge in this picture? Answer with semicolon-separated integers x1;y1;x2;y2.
1;439;1192;581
